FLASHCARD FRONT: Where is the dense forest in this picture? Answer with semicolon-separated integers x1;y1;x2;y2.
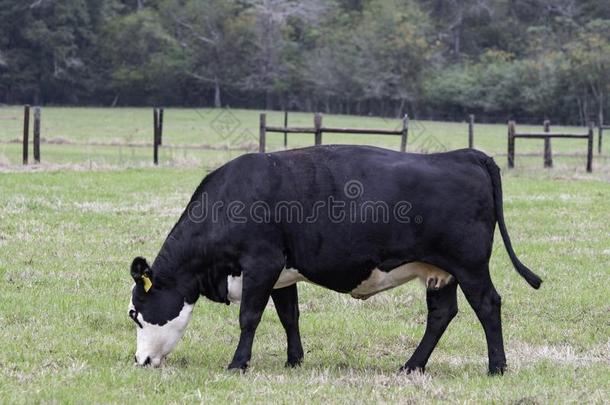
1;0;609;124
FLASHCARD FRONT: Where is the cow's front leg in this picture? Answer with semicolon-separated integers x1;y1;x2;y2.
271;284;304;367
228;266;281;371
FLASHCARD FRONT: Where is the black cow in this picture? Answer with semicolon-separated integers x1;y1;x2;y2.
128;145;541;374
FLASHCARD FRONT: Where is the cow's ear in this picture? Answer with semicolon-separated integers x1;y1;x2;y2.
131;257;153;292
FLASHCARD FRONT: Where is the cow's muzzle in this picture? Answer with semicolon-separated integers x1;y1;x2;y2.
135;354;164;367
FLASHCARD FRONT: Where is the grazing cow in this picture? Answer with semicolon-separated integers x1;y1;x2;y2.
128;145;541;374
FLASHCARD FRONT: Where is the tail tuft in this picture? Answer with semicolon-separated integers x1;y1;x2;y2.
516;262;542;289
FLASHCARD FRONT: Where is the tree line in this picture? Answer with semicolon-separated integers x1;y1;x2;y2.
1;0;609;124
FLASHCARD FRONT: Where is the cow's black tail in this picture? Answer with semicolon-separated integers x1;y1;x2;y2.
484;157;542;289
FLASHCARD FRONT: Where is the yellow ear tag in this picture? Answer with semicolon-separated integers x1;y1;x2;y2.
142;275;153;292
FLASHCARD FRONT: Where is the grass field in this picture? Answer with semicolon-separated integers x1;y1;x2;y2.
0;107;609;403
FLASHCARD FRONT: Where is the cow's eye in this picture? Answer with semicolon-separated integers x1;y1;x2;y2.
129;309;143;329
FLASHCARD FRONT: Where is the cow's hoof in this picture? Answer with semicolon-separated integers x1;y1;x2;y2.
488;363;506;376
285;357;303;368
227;361;249;372
399;364;425;374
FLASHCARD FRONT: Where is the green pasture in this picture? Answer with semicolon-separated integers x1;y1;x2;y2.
0;108;608;403
0;170;608;403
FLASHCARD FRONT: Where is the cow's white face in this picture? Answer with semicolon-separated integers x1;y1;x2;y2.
129;291;194;367
128;257;195;367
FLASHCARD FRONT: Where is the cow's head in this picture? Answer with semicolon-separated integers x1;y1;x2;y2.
128;257;194;367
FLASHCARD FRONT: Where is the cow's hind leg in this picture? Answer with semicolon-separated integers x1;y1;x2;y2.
401;280;458;373
458;269;506;375
271;284;304;367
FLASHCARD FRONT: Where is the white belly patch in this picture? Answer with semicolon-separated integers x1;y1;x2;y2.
226;262;452;303
227;269;309;303
350;262;453;300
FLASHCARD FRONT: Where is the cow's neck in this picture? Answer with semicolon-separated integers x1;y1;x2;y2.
151;223;229;305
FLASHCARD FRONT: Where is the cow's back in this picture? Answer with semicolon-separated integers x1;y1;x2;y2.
224;146;496;289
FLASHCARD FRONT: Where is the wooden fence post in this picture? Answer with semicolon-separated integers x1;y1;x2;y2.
153;108;159;165
22;105;30;165
314;113;322;146
33;107;41;163
400;114;409;152
508;121;515;168
468;114;474;148
587;121;593;173
259;113;266;153
283;110;288;149
598;124;603;154
543;120;552;168
158;108;164;146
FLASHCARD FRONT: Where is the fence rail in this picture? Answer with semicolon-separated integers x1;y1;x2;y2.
512;133;593;139
266;126;316;134
259;112;409;153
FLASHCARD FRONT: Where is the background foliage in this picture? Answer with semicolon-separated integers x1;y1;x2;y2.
1;0;609;124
